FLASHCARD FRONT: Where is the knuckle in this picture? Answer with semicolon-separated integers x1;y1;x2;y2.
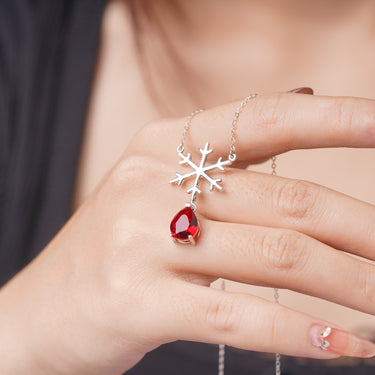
99;260;154;324
251;93;286;129
110;154;162;189
329;97;375;136
332;97;357;132
135;119;168;145
204;294;242;333
112;217;152;254
273;179;318;220
358;263;375;302
259;229;307;272
178;292;199;325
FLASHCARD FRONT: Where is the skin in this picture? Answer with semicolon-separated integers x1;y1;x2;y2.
2;0;375;373
75;0;375;333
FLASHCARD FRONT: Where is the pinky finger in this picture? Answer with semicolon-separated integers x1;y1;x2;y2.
163;281;375;360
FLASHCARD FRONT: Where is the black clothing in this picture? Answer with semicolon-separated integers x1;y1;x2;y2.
0;1;374;374
0;0;105;285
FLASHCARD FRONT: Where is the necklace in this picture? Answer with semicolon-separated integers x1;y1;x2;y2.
218;152;280;375
169;94;281;374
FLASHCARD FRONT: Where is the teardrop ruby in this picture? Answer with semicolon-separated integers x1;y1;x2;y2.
170;206;200;244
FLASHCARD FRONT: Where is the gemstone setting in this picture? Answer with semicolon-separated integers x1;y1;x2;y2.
170;206;200;244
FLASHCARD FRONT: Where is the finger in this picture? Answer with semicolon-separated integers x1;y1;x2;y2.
197;168;375;262
160;280;375;359
171;219;375;317
233;87;313;168
149;92;375;162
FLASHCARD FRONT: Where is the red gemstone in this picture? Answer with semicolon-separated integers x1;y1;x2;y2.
170;207;200;244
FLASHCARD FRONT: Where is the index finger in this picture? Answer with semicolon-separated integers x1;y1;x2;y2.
146;92;375;162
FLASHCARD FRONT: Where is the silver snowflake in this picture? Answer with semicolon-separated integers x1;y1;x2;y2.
169;141;232;203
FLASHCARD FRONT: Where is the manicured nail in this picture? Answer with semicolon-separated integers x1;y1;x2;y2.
288;87;314;95
310;324;375;358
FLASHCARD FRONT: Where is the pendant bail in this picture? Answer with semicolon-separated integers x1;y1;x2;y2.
185;201;197;212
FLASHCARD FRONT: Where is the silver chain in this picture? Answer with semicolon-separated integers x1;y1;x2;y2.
178;96;280;374
177;109;204;153
229;93;258;162
218;279;226;375
177;94;258;161
217;100;281;375
217;282;281;375
271;155;281;375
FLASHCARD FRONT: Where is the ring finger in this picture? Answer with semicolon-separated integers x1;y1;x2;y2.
170;219;375;316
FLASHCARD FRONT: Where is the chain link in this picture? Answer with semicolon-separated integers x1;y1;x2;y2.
218;279;226;375
274;285;281;375
177;109;204;153
271;156;277;175
229;93;257;161
271;155;281;375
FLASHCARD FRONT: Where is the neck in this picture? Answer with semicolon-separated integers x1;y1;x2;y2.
126;0;375;114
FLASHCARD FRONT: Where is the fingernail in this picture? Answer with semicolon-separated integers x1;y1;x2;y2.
288;87;314;95
310;324;375;358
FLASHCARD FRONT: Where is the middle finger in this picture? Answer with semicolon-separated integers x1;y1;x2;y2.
195;167;375;263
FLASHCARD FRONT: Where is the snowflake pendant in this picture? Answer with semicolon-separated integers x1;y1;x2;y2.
169;141;232;244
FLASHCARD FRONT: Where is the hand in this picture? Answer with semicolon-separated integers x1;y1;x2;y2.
2;91;375;374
